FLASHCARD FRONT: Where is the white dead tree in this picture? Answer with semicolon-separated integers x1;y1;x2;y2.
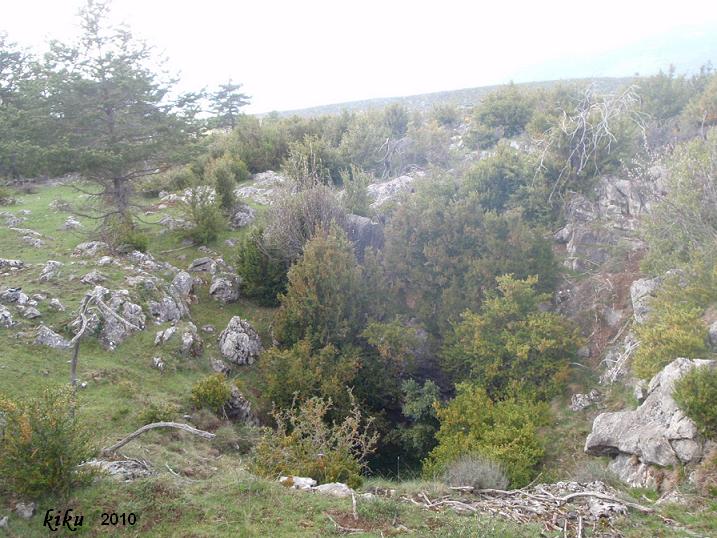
536;85;647;202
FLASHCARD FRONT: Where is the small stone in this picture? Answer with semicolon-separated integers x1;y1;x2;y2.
35;325;71;349
279;476;316;490
202;324;215;333
14;502;35;519
62;215;83;230
97;256;114;266
49;298;65;311
80;270;107;285
152;356;165;371
188;257;216;273
314;482;354;498
23;307;41;319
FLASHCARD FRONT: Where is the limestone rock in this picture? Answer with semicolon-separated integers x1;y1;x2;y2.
585;358;714;486
83;286;145;350
22;307;41;319
188;257;216;273
14;502;35;519
229;204;256;229
39;260;63;282
171;271;194;301
235;171;287;205
148;296;183;323
630;276;661;324
80;270;107;285
22;235;44;248
34;325;70;349
209;273;240;303
218;317;261;365
345;214;384;258
225;386;256;423
49;298;65;312
314;482;354;498
0;288;28;305
0;305;13;328
62;215;83;230
210;357;230;374
180;322;203;357
709;321;717;349
83;459;153;481
152;356;165;371
73;241;108;257
154;326;177;345
570;389;601;412
279;476;316;490
367;175;415;208
0;259;24;270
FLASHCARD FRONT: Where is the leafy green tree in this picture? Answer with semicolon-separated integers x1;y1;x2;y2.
273;226;366;348
443;275;579;401
383;177;557;334
209;79;249;130
473;83;535;139
399;379;440;463
45;1;202;226
423;383;548;487
463;142;533;212
235;227;289;306
258;339;360;418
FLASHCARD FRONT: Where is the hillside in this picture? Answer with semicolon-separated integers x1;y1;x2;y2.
267;77;632;117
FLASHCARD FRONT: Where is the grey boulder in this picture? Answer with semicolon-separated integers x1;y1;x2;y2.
218;317;261;365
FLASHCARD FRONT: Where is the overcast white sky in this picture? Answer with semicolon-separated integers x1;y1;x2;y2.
3;0;717;113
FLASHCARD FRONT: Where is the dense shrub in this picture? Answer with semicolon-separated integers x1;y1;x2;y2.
0;388;94;498
383;177;558;334
263;184;346;263
463;143;533;212
673;364;717;439
182;185;226;244
258;339;360;418
341;165;373;217
0;186;17;205
384;104;409;138
273;227;365;348
443;275;578;400
423;383;548;487
282;134;346;186
632;301;707;379
431;104;461;128
398;379;440;462
191;374;232;415
235;227;289;306
205;153;243;210
472;83;535;139
641;128;717;274
442;454;509;491
693;448;717;497
250;396;378;488
102;214;149;252
138;401;180;424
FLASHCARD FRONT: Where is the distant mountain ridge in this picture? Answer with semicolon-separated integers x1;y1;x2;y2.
266;77;633;118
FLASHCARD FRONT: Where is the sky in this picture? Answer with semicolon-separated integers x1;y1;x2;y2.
3;0;717;113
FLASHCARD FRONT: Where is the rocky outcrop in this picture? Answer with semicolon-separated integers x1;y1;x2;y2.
0;305;12;328
80;270;107;285
585;358;714;487
367;175;415;208
555;175;662;271
35;325;71;349
74;286;146;350
218;317;261;365
630;276;662;324
345;214;384;258
39;260;63;282
235;171;286;205
188;257;216;273
0;259;24;270
224;386;257;423
72;241;108;257
209;273;240;303
229;204;256;229
0;288;29;305
148;296;184;323
171;271;194;302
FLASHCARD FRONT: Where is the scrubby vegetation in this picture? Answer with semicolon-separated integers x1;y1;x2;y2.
2;2;717;535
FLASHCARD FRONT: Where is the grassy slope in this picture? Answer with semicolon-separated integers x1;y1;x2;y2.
0;182;715;537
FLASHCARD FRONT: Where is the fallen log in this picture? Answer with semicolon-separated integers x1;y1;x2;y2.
102;422;215;455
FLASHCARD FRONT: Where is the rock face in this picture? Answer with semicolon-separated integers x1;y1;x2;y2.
345;214;384;258
39;260;63;282
229;204;256;229
218;317;261;365
367;175;415;208
630;276;662;324
35;325;71;349
225;386;257;423
555;175;662;271
209;273;240;303
171;271;194;302
585;358;714;487
235;171;286;205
